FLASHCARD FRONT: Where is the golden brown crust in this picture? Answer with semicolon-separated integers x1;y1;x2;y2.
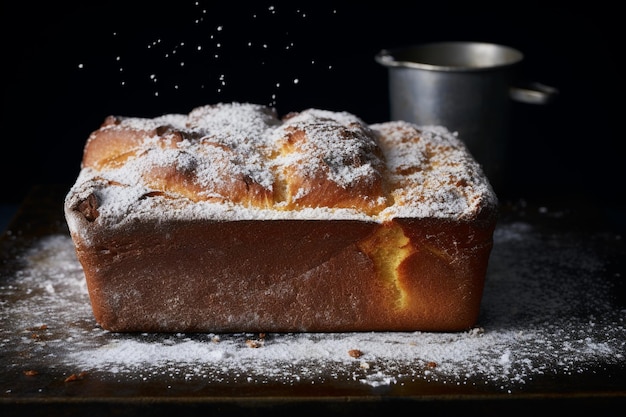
276;125;387;214
73;217;494;332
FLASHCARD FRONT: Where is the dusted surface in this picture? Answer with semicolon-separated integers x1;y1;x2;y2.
1;185;625;415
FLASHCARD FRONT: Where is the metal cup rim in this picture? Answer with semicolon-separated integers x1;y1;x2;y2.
375;41;524;72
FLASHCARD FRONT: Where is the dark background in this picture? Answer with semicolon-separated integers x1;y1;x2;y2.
2;2;623;226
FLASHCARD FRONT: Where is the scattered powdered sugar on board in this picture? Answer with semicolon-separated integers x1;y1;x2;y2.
1;218;624;393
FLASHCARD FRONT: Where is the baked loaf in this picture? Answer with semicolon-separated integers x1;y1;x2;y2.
64;102;498;333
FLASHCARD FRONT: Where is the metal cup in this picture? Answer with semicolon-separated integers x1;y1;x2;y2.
375;41;557;188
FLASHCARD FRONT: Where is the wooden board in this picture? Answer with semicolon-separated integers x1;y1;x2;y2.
1;185;625;416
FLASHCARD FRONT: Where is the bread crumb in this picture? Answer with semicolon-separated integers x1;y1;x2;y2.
64;371;88;382
348;349;363;358
246;339;264;348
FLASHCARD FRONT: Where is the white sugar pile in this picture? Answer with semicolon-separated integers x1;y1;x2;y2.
1;218;624;393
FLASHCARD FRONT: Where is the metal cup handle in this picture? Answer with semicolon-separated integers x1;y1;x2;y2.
510;81;559;105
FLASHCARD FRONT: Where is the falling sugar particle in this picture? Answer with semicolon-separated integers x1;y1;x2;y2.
87;5;343;107
78;64;84;69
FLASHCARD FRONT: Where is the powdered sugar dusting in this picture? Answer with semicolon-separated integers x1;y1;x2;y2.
66;103;497;227
374;121;494;219
2;214;623;393
272;108;382;189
